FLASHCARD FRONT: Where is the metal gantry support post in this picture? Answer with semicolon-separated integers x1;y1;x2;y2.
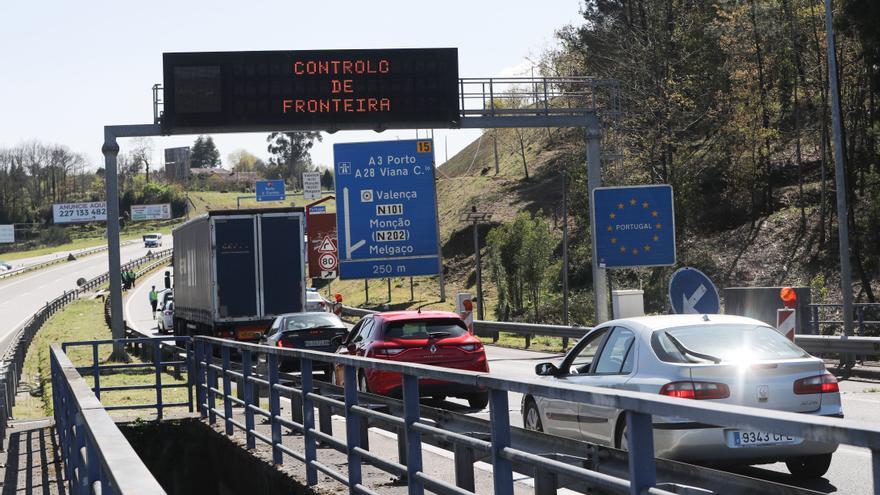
102;129;125;360
586;117;609;324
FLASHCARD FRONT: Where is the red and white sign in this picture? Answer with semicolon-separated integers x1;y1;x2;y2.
319;253;338;271
777;308;796;341
307;213;338;279
318;235;337;253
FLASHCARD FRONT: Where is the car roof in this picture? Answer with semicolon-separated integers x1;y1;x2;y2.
374;310;462;322
604;314;771;333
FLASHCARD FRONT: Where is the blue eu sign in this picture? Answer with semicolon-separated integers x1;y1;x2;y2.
256;179;286;202
592;185;675;268
333;139;440;279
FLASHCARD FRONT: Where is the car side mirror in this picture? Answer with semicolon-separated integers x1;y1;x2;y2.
535;362;559;376
331;334;346;346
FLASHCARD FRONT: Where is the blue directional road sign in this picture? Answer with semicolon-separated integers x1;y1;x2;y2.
668;267;720;314
256;179;286;202
592;185;676;268
333;139;440;279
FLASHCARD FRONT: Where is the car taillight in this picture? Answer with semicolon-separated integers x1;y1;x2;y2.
660;381;730;400
459;343;483;352
793;373;839;394
373;348;405;357
217;329;235;339
277;340;295;348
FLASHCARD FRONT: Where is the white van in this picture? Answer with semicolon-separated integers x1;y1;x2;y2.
143;233;162;248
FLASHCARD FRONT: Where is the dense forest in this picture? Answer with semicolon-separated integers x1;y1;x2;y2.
482;0;880;322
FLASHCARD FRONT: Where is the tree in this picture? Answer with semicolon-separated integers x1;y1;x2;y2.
228;149;260;172
266;131;322;187
129;137;154;182
320;168;334;189
191;136;221;168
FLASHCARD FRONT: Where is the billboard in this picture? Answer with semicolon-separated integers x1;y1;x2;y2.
334;139;439;279
162;48;460;132
53;202;107;224
0;225;13;244
131;203;172;221
307;213;338;279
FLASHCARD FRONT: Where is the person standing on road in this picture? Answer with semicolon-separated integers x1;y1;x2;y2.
149;286;158;319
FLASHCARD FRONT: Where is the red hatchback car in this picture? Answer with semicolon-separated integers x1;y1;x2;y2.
334;310;490;409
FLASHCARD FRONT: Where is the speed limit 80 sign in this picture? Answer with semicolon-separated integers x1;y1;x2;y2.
319;253;338;271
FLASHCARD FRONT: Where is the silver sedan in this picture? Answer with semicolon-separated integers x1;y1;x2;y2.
521;314;841;478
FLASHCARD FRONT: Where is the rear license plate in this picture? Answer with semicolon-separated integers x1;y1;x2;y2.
726;430;802;448
304;339;330;347
238;330;262;340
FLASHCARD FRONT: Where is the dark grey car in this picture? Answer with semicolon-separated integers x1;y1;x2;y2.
260;312;348;372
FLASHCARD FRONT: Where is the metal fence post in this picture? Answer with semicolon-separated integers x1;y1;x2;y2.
872;448;880;495
626;410;657;494
300;358;318;486
268;353;282;465
195;341;206;419
488;388;513;495
343;365;362;494
242;349;256;449
153;343;163;420
206;342;216;424
186;341;194;413
402;374;424;494
453;443;475;491
222;346;233;435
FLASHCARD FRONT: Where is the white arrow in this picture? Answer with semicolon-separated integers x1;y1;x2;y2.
682;284;708;314
342;187;365;259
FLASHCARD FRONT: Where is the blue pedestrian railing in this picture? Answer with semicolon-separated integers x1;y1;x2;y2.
192;336;880;495
50;343;166;495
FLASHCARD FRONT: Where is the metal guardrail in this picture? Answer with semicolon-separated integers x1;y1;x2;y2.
0;244;112;282
0;249;173;444
50;344;166;494
809;303;880;336
192;336;880;495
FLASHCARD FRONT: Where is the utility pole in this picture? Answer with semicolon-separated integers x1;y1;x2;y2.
824;0;854;341
103;128;125;360
562;171;570;328
461;206;493;320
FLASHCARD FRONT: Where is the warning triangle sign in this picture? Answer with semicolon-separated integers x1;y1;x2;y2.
318;235;337;253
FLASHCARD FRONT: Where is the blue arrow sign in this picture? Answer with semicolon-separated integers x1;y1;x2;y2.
256;179;286;202
669;267;720;314
592;185;676;268
333;139;440;279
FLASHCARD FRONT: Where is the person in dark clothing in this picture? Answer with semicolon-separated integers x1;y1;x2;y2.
164;271;171;290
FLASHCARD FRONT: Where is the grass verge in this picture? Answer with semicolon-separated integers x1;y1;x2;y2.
13;297;189;419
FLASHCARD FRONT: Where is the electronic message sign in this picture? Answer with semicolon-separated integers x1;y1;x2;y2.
334;139;439;279
162;49;459;132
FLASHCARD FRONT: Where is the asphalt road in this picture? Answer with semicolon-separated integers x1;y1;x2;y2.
126;268;879;493
0;242;157;350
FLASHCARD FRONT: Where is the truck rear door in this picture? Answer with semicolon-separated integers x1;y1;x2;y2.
258;213;305;316
213;217;259;319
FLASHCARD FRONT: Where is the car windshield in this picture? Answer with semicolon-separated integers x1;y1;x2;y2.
653;324;809;364
284;313;344;331
145;235;158;239
383;319;468;340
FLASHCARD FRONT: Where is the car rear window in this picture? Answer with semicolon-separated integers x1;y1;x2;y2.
284;313;344;331
652;324;809;363
383;319;468;340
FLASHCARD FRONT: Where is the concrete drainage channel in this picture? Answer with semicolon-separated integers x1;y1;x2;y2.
120;418;311;495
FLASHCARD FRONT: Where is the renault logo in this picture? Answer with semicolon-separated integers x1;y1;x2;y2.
429;344;438;354
757;385;770;402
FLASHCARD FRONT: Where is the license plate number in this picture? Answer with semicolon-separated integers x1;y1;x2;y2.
726;430;801;448
305;339;330;347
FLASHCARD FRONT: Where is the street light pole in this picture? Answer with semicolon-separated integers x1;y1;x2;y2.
824;0;854;340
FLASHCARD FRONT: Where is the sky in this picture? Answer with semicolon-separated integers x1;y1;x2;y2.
0;1;584;170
